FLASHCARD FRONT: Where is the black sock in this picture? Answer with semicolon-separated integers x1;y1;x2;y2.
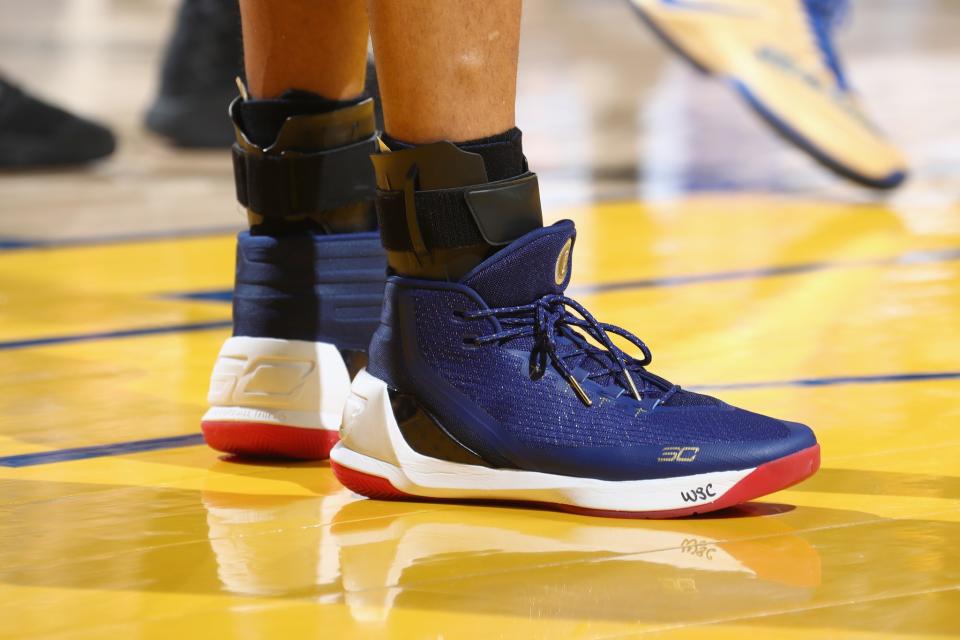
238;89;366;147
381;127;526;182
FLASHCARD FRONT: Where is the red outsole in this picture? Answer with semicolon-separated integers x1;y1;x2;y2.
201;421;339;460
331;443;821;519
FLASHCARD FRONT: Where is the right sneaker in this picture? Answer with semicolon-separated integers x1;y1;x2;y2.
629;0;907;189
201;94;386;460
331;144;819;517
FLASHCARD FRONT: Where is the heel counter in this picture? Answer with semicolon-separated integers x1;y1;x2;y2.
232;231;386;349
205;336;350;430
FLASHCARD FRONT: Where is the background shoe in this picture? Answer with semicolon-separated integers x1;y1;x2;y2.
0;76;115;168
144;0;243;148
629;0;908;189
332;220;820;517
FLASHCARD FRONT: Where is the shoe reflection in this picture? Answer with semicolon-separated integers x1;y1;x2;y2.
201;493;821;623
202;489;354;599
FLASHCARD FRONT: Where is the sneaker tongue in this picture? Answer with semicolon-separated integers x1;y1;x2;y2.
462;220;576;308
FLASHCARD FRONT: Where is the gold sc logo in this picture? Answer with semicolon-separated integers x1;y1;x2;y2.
658;446;700;462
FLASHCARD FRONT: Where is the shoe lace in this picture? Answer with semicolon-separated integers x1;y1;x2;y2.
803;0;851;89
805;0;850;31
463;293;679;407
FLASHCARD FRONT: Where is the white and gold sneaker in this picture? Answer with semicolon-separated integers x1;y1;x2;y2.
630;0;907;188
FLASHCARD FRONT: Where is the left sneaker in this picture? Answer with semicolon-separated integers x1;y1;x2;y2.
331;216;820;517
629;0;907;189
200;94;386;460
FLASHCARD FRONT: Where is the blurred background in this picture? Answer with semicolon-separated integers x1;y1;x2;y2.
1;0;958;245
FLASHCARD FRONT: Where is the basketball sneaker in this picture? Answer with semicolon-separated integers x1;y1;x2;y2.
330;141;820;517
629;0;907;189
201;92;386;459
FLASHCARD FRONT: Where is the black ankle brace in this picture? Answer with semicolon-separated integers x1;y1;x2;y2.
238;90;366;147
372;134;543;279
231;91;379;235
381;127;525;182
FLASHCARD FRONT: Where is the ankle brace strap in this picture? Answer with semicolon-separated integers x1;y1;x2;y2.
372;142;542;259
375;172;542;253
233;135;378;218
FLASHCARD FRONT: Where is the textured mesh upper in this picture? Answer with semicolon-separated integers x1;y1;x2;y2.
413;288;788;448
462;220;719;408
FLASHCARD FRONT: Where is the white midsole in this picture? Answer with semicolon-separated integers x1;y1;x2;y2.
203;336;350;431
331;370;756;512
201;406;339;432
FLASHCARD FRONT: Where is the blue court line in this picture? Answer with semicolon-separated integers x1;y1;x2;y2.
169;290;234;303
0;224;240;252
4;242;948;354
0;434;205;468
2;369;957;468
692;370;960;392
0;320;231;351
162;245;960;305
571;246;960;294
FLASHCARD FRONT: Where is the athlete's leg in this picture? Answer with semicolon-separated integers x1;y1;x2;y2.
240;0;368;100
369;0;520;142
366;0;533;281
201;0;386;460
331;0;820;517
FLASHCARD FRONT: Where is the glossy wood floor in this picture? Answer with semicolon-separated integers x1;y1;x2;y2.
2;1;959;638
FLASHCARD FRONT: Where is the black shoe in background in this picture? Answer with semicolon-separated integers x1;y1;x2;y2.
145;0;243;148
0;77;115;168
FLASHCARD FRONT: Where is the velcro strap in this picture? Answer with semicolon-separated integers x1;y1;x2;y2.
233;134;378;217
376;172;542;253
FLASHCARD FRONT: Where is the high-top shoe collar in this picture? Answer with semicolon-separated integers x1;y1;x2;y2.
461;220;575;308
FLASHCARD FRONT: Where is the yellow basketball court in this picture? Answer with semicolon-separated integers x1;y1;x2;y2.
2;0;959;637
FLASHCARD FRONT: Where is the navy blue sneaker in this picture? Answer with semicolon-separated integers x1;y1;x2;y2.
201;94;386;459
331;220;819;517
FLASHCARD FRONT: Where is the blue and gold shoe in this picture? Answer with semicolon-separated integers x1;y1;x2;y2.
331;143;819;518
630;0;907;189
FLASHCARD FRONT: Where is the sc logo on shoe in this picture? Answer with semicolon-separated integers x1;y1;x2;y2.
658;446;699;462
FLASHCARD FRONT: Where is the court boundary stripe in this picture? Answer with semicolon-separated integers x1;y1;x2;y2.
0;320;231;351
0;434;205;467
572;246;960;293
1;235;950;351
692;370;960;391
161;245;960;305
2;370;957;467
0;225;240;252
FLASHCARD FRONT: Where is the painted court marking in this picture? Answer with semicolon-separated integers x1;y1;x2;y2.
2;236;958;468
1;370;957;468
